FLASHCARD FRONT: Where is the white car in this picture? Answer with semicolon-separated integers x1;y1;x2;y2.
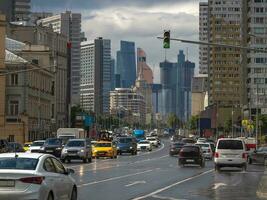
214;138;248;171
137;140;152;151
195;142;213;160
0;153;77;200
146;137;159;147
29;140;45;153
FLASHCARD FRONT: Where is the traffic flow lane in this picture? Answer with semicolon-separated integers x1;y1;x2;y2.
76;156;215;200
134;164;265;200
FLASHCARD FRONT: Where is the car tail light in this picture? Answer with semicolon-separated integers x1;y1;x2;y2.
242;153;247;159
19;176;45;185
208;149;211;153
215;152;219;158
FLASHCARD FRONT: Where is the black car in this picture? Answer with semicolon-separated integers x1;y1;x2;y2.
248;146;267;165
116;137;137;155
181;138;196;145
169;142;185;156
178;145;205;167
8;142;25;152
40;138;64;157
0;139;9;153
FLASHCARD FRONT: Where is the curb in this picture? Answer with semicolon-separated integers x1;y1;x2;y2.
257;159;267;199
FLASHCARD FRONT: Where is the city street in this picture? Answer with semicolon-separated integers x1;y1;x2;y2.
64;139;265;200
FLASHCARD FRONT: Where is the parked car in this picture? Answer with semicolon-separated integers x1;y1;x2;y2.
0;139;9;153
29;140;45;153
146;136;159;147
137;140;152;151
23;142;32;152
214;138;248;171
40;138;64;157
248;146;267;165
92;141;117;159
8;142;25;153
116;137;137;155
195;143;213;160
61;139;92;163
0;153;77;200
169;142;185;156
178;145;205;167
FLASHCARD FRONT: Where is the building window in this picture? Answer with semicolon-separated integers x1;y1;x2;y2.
9;100;19;116
10;74;18;85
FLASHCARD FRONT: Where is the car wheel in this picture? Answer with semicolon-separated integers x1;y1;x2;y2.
96;156;99;159
68;159;71;163
83;158;87;163
88;157;92;163
248;158;252;164
70;187;77;200
114;154;117;159
47;192;54;200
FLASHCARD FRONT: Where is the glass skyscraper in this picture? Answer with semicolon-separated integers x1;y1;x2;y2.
116;41;136;88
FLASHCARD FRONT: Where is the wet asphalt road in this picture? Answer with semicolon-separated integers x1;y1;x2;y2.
64;139;265;200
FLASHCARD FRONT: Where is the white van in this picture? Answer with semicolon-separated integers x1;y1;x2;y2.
214;138;247;171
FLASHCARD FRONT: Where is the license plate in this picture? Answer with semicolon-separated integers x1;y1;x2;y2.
186;159;194;162
0;180;15;187
46;150;53;153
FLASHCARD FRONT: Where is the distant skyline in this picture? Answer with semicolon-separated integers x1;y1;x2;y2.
32;0;205;82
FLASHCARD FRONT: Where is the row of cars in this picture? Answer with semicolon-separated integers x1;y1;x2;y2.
170;136;267;171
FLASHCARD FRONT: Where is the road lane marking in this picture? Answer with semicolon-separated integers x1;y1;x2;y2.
132;169;214;200
125;181;146;187
77;169;156;187
152;195;187;200
212;183;227;190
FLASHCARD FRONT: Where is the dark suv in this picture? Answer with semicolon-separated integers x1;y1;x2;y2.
169;142;185;156
40;138;64;157
117;137;137;155
178;145;205;167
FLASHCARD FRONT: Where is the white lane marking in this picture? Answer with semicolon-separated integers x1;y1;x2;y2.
132;169;214;200
152;195;187;200
212;183;227;190
125;181;146;187
77;169;156;188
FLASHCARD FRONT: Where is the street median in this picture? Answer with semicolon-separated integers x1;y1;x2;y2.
257;159;267;199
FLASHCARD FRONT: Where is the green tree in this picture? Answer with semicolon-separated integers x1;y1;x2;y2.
224;118;232;133
187;116;198;130
167;113;180;129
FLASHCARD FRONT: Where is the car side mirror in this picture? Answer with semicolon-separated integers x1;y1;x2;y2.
65;168;75;175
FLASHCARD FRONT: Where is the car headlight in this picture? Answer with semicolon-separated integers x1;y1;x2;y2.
130;146;133;149
117;146;120;149
63;149;68;153
94;150;98;153
40;147;45;151
56;147;61;150
80;149;84;153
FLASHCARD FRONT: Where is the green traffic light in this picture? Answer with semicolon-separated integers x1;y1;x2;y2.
163;31;170;49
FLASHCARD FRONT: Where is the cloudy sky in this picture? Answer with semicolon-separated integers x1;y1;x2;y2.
32;0;206;83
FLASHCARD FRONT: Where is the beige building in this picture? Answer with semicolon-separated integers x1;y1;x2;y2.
110;88;146;125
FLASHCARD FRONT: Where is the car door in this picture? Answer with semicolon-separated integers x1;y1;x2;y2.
43;158;62;200
51;157;73;200
255;147;267;163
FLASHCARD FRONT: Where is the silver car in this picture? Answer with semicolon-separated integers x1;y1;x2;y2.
0;153;77;200
61;139;92;163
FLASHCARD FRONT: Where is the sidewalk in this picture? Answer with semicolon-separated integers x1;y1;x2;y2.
257;159;267;199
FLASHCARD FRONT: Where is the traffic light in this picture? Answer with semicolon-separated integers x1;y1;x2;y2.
163;30;170;49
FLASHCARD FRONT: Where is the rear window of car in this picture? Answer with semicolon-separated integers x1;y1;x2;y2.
196;143;210;148
0;158;38;170
182;139;195;143
45;139;61;145
94;143;111;147
182;146;199;152
66;140;85;147
217;140;244;150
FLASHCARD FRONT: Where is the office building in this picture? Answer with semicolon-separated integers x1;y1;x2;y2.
151;84;162;114
111;58;115;90
110;88;146;124
199;2;209;74
7;23;68;129
116;41;136;88
208;0;246;107
38;11;81;105
80;38;111;114
137;48;153;84
176;50;195;122
0;0;31;22
30;12;53;24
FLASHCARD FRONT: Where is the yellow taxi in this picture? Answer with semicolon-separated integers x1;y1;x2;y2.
23;142;32;152
92;141;117;159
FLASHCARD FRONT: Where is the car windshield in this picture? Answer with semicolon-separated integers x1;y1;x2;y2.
182;146;199;152
218;140;243;150
0;158;38;170
45;139;61;145
66;140;85;147
94;143;111;147
119;138;132;143
31;141;44;147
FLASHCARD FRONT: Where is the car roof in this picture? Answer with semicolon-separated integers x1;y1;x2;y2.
183;144;200;148
218;138;243;141
0;153;44;159
68;139;86;141
33;140;45;143
96;141;112;143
